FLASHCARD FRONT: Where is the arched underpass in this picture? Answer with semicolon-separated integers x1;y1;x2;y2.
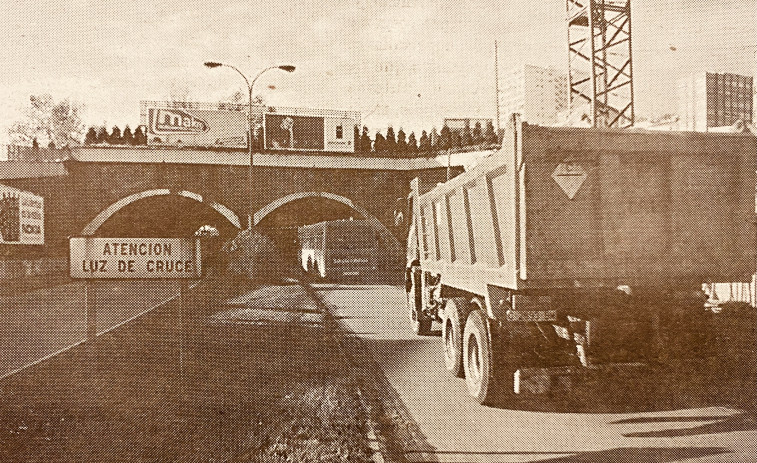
92;194;240;239
254;192;404;278
83;190;403;280
87;192;242;274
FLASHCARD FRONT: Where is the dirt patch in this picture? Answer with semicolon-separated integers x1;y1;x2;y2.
0;276;372;462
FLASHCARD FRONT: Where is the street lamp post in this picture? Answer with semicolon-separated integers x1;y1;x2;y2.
204;62;295;229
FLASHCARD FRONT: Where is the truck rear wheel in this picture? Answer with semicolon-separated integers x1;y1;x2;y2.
407;266;432;335
442;297;466;377
463;310;499;405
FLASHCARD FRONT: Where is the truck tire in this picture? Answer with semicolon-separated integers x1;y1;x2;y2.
407;266;432;335
442;297;467;377
463;310;499;405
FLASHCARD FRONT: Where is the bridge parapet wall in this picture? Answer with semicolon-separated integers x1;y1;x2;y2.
2;153;460;266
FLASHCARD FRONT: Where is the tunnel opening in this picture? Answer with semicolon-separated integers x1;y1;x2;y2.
256;196;361;268
91;194;240;275
255;195;402;280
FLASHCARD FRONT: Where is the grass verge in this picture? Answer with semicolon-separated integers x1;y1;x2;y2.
0;275;373;462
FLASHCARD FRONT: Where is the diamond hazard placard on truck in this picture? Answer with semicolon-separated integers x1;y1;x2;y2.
551;162;587;199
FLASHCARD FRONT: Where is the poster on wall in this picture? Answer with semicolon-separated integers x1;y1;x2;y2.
0;184;44;245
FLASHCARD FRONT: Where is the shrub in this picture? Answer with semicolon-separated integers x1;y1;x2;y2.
223;229;284;281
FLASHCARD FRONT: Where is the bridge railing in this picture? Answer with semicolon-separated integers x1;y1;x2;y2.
5;145;71;162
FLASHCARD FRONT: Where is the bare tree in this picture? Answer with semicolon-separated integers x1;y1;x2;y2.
8;94;85;147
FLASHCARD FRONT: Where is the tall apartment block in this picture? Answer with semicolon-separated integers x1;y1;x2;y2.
677;72;753;131
497;64;568;127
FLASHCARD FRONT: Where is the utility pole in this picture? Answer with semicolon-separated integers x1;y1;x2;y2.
204;62;295;229
495;40;501;132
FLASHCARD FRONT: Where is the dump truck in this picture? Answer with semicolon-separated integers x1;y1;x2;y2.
405;115;756;404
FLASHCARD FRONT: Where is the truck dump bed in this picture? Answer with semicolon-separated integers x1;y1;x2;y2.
414;120;756;292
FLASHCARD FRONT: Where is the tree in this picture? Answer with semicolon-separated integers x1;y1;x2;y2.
418;130;431;153
354;125;361;152
374;131;386;153
439;124;452;151
407;132;418;154
461;120;473;147
109;126;122;144
7;94;85;146
122;125;134;145
452;132;463;149
96;126;108;144
360;127;372;153
396;128;407;154
133;126;147;145
484;120;497;145
385;126;397;154
472;121;483;145
84;127;98;145
430;127;440;152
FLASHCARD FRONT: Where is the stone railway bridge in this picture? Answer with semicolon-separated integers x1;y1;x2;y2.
1;146;476;274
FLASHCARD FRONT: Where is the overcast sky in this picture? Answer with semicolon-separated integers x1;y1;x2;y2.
0;0;755;143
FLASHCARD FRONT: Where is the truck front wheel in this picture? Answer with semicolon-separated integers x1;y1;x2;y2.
463;310;498;405
442;297;467;377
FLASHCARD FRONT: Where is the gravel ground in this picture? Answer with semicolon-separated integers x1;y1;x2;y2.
0;275;373;462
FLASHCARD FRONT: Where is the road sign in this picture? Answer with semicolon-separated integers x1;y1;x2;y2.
70;238;201;279
551;162;587;200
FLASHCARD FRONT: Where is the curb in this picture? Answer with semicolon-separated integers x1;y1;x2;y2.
357;388;386;463
299;281;389;463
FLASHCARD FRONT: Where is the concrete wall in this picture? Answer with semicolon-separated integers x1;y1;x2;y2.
1;158;455;263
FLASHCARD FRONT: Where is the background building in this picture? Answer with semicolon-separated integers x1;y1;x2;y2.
677;72;753;131
497;64;567;127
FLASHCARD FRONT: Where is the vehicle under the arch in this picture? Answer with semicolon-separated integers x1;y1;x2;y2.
298;219;380;279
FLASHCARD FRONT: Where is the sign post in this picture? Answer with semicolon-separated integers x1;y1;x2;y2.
84;280;97;344
70;237;201;391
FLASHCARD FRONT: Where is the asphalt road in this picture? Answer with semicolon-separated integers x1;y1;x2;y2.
313;282;757;463
0;280;181;379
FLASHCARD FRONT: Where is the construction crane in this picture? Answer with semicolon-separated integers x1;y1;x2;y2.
567;0;634;128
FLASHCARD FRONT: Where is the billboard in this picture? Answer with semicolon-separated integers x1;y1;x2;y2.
70;238;201;279
264;114;355;152
144;105;248;147
0;184;44;245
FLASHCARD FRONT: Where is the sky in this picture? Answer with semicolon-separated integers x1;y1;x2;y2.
0;0;755;144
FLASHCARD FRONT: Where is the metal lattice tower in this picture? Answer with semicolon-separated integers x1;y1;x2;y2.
567;0;634;128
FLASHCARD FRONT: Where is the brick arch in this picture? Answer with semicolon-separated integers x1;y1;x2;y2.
81;189;242;236
254;191;400;249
